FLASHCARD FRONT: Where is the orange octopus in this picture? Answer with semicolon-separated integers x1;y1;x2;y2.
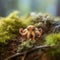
19;25;43;40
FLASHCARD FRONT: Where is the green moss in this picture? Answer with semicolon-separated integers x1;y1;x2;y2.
17;39;35;52
0;11;26;44
45;33;60;54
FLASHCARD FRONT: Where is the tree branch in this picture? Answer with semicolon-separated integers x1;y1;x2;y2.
5;45;51;60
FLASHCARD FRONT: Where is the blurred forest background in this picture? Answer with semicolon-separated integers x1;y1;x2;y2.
0;0;60;16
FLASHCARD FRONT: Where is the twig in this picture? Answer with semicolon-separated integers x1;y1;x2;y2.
21;52;27;60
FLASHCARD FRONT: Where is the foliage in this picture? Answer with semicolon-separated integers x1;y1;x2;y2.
17;40;35;52
0;11;26;44
30;13;55;29
20;16;33;27
45;33;60;54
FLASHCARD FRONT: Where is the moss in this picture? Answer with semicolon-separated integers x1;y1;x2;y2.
17;40;35;52
0;11;26;44
45;33;60;54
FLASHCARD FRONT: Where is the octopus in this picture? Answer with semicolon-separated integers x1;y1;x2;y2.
19;25;43;40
